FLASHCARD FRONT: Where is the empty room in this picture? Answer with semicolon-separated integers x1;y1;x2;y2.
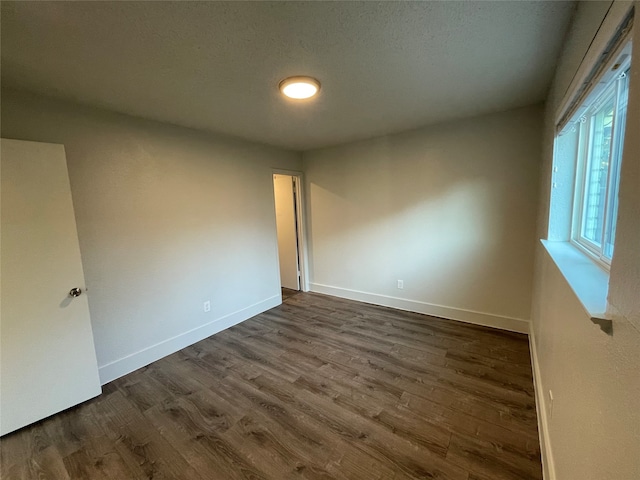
1;1;638;479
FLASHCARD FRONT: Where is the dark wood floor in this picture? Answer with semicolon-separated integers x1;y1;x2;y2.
1;292;541;480
282;287;301;301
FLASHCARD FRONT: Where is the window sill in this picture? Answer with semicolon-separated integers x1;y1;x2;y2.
541;239;613;334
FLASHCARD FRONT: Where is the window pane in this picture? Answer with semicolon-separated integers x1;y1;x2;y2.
581;96;615;245
603;72;630;259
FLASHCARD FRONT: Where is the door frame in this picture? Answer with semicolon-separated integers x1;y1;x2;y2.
272;169;309;292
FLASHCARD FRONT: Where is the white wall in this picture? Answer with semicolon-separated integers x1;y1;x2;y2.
531;1;640;479
303;105;542;332
609;8;640;331
0;88;301;384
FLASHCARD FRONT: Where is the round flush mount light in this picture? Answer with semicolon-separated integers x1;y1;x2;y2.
279;76;321;99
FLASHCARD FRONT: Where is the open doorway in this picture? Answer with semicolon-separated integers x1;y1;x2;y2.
273;172;306;300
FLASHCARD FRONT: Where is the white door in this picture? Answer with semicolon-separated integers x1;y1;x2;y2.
273;174;300;290
1;139;101;436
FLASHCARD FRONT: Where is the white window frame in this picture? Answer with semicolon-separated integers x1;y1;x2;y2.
567;45;632;270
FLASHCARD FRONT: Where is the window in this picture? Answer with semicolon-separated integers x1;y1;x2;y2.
555;37;632;269
572;64;630;265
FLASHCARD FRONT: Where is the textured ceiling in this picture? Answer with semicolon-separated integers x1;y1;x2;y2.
1;1;575;150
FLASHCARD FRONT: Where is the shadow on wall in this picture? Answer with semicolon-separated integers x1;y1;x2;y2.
304;105;542;320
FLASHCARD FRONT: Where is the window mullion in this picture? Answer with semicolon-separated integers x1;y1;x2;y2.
572;120;588;242
579;114;597;244
599;81;620;260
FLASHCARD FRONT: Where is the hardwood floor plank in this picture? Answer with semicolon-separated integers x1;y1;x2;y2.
204;379;388;479
372;407;452;457
446;432;541;480
112;417;205;480
115;368;175;413
63;447;112;480
29;445;71;480
402;389;537;436
1;292;542;479
195;372;339;471
42;403;106;458
222;415;339;480
444;348;534;375
81;434;141;479
0;420;52;474
143;397;249;479
238;369;468;480
248;310;536;432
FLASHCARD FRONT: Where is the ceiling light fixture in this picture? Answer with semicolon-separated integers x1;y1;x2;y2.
279;76;321;99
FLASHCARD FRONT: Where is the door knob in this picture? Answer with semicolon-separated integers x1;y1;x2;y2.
69;287;82;297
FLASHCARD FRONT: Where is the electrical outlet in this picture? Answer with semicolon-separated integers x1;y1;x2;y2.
548;390;554;419
397;280;404;289
203;301;211;312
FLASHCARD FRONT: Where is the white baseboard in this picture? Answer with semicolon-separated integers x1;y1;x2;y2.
529;328;556;480
309;283;530;334
98;295;281;385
